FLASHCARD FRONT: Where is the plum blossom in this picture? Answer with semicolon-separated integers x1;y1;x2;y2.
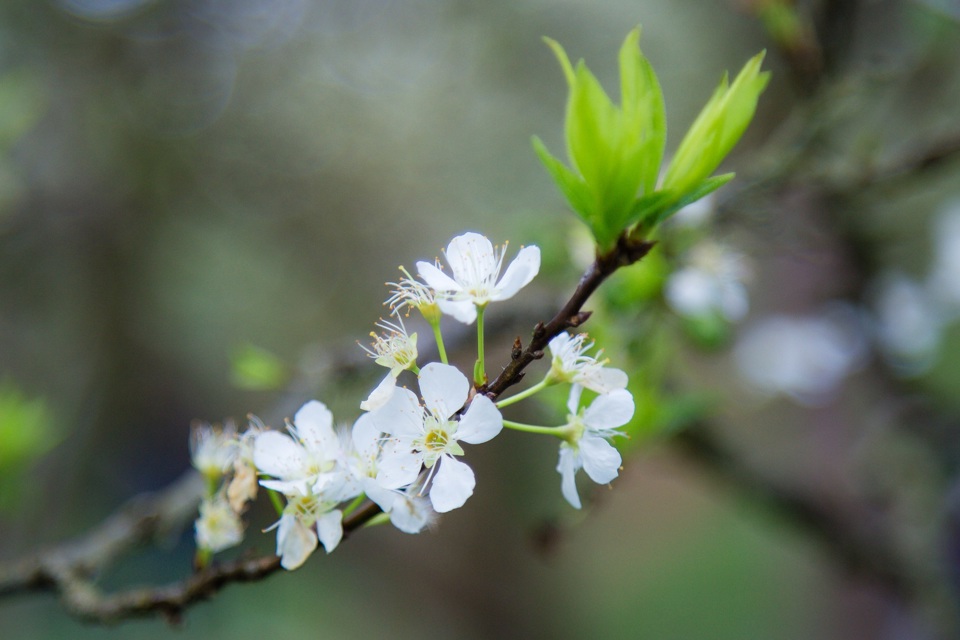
416;232;540;324
340;412;435;534
370;362;502;513
195;495;245;554
190;422;238;483
546;332;628;393
267;488;344;570
665;241;750;322
252;400;350;499
557;386;634;509
226;418;262;513
734;306;868;405
359;318;418;411
252;400;360;569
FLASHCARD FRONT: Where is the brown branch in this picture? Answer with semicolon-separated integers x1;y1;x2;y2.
483;235;655;397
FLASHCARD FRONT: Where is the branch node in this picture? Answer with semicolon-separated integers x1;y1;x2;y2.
532;322;546;340
569;311;592;327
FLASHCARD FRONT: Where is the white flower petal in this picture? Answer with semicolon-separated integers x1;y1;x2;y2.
294;400;338;453
276;513;318;570
419;362;469;419
377;445;423;489
582;367;629;394
548;331;572;354
583;388;635;430
362;476;398;513
360;374;397;412
416;260;461;293
557;444;582;509
455;395;502;444
315;510;343;553
437;298;478;324
260;478;311;496
429;456;475;513
389;493;432;534
253;432;306;479
370;386;424;440
492;245;540;300
351;412;381;460
579;435;622;485
445;232;497;283
566;384;584;416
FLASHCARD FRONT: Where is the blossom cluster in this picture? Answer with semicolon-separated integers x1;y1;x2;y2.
191;232;635;570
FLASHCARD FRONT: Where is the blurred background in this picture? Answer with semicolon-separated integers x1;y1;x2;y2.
2;0;960;638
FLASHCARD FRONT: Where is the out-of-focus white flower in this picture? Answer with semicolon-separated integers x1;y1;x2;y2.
416;232;540;324
190;422;238;482
195;495;245;554
546;332;628;393
369;362;502;513
927;202;960;314
665;241;750;322
557;386;634;509
734;306;869;405
227;418;263;513
359;318;418;412
873;272;943;376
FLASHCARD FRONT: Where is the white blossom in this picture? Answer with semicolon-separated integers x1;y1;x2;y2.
557;386;634;509
665;241;750;322
227;418;262;513
195;495;245;553
734;307;868;405
928;201;960;314
267;487;343;570
369;362;502;513
416;232;540;324
252;400;351;499
359;318;418;411
341;412;435;533
190;422;238;481
547;332;628;393
873;272;942;376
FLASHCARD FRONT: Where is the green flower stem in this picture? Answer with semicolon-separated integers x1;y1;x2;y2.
502;419;568;439
496;377;553;409
267;488;285;517
341;494;367;517
409;364;421;376
194;547;212;570
204;474;219;498
431;320;449;365
474;304;487;385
